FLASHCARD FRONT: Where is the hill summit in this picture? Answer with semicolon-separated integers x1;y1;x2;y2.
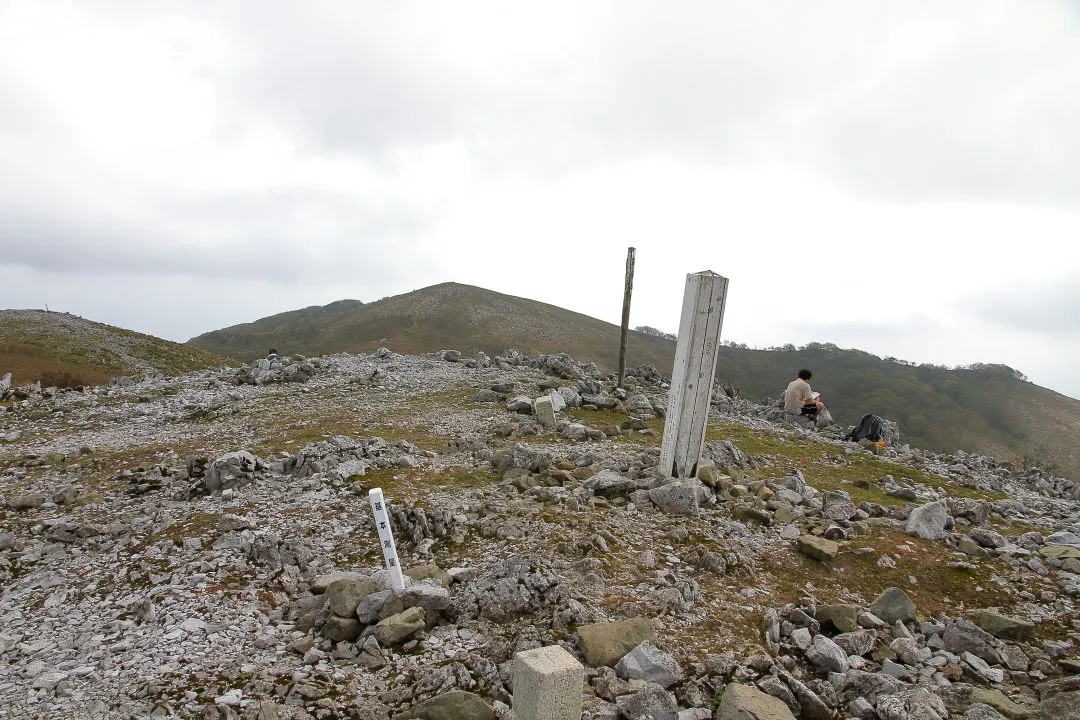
187;282;677;370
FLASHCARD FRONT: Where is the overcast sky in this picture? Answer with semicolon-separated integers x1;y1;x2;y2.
2;1;1079;399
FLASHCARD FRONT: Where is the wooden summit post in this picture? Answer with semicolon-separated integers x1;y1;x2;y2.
659;271;728;478
617;247;636;388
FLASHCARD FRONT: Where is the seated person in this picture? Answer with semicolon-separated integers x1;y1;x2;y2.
784;368;825;419
267;348;280;362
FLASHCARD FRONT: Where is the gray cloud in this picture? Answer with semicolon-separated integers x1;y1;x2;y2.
212;4;470;160
960;277;1080;335
0;188;434;283
199;2;1080;205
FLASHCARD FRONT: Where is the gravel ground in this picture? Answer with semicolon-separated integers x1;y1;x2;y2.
2;349;1080;719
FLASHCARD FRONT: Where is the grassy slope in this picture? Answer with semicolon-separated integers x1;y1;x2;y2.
0;310;238;386
187;282;1080;475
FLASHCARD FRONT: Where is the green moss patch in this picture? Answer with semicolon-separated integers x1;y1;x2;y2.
359;466;497;498
987;515;1049;536
759;526;1022;618
151;512;224;546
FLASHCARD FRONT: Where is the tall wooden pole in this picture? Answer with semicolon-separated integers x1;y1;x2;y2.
617;247;636;388
659;271;728;478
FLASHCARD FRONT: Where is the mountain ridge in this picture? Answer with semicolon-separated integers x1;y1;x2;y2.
0;287;1073;478
186;282;1080;479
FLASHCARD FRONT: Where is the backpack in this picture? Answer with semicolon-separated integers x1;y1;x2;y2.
848;413;884;443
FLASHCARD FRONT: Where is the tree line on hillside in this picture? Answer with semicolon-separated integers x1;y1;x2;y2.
707;342;1033;456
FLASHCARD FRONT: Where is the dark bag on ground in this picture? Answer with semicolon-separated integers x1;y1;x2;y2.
848;413;884;442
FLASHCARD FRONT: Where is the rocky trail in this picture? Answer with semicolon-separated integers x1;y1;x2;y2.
2;348;1080;719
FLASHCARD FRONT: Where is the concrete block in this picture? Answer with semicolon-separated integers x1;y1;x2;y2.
513;645;584;720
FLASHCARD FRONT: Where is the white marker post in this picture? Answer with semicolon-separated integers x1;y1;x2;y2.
368;487;406;595
659;270;729;479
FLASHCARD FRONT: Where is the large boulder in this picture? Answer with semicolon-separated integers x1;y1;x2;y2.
962;652;1005;684
586;469;638;498
1034;691;1080;720
578;618;655;667
717;683;796;720
557;386;582;408
839;670;903;707
627;363;664;384
822;491;858;522
833;630;877;657
475;389;506;403
581;393;619;409
976;611;1034;641
614;683;679;720
778;670;833;720
879;418;901;445
322;616;362;642
403;564;452;588
533;395;556;429
373;607;426;646
282;363;315;383
943;618;999;665
401;583;450;612
291;594;329;633
326;578;380;618
964;703;1009;720
5;494;45;510
648;481;701;516
1044;532;1080;548
906;501;950;540
971;528;1007;549
870;587;916;624
876;688;947;720
203;451;261;492
496;444;552;473
392;690;495;720
951;498;990;525
797;535;839;561
1039;545;1080;560
817;605;860;633
614;641;683;689
506;396;534;414
532;352;585;380
805;634;850;674
969;688;1032;720
355;589;393;624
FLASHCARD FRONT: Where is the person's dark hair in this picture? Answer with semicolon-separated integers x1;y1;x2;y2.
797;369;812;380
